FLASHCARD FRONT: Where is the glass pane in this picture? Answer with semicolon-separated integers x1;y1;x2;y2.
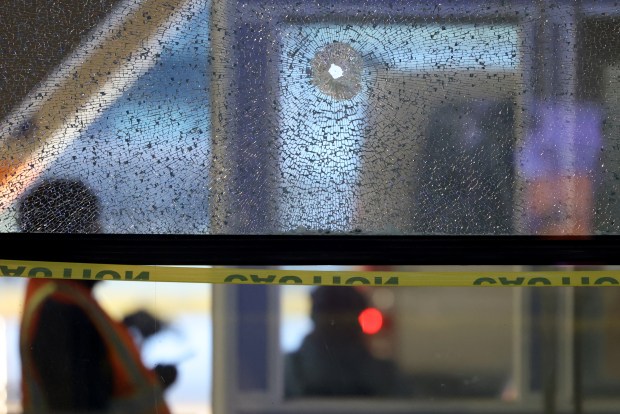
576;288;620;399
277;266;620;412
0;0;211;233
277;24;519;234
0;278;212;413
281;281;515;400
0;1;619;235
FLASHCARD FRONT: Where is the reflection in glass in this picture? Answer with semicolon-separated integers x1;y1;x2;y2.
3;2;620;235
281;276;516;401
279;266;620;411
284;286;407;397
519;103;602;235
0;278;212;414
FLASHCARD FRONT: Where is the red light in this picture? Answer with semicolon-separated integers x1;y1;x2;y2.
358;307;383;335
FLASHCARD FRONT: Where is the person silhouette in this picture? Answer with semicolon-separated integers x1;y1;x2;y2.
18;179;175;414
284;286;406;398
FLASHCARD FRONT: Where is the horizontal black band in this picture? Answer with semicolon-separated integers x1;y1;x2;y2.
0;234;618;266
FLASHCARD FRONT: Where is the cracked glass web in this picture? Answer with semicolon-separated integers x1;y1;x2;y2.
1;1;619;235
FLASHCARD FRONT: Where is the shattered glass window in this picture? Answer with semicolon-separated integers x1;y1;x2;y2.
277;23;519;233
1;0;211;233
1;1;620;235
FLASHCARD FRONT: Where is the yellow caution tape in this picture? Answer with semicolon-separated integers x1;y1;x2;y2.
1;259;620;287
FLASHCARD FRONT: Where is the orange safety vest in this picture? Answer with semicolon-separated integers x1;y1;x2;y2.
20;279;171;414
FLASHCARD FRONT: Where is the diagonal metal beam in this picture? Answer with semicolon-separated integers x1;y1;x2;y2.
0;0;194;211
